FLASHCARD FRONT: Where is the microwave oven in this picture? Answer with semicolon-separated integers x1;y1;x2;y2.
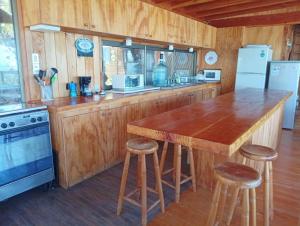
202;70;221;82
112;74;144;91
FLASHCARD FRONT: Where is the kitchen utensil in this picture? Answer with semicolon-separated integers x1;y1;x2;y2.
66;82;77;97
50;68;58;85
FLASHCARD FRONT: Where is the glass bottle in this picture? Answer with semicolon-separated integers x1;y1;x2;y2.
153;53;168;87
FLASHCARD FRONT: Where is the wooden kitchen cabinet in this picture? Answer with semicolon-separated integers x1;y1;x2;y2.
48;84;220;188
21;0;216;48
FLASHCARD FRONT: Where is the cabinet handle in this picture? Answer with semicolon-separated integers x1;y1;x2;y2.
84;23;89;27
91;24;96;29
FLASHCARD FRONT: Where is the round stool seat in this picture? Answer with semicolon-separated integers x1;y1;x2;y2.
241;144;278;161
215;162;261;189
126;138;158;155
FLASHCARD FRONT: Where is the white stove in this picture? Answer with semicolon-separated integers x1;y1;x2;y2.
0;102;54;201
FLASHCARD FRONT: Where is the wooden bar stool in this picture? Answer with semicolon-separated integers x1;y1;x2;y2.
240;144;278;226
207;162;262;226
117;138;165;226
160;141;196;203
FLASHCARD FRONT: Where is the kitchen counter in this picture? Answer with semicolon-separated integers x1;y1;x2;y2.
32;83;220;114
43;83;221;189
127;88;291;189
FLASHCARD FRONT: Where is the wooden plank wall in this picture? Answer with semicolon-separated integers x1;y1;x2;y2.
242;25;293;60
199;27;244;94
199;25;294;94
23;29;102;101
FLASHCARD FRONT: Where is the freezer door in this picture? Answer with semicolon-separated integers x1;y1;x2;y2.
268;62;300;129
235;73;266;89
237;48;271;74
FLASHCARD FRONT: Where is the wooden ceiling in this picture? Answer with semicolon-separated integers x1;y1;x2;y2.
142;0;300;27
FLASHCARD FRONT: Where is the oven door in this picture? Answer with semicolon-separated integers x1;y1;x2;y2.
0;122;53;186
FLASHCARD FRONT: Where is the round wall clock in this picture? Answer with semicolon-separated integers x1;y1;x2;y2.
205;51;218;65
75;38;94;57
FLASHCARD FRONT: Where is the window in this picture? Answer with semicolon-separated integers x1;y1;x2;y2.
0;0;23;104
102;41;145;90
102;41;196;90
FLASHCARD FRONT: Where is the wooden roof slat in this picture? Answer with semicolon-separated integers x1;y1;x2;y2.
182;0;261;13
169;0;214;10
203;1;300;20
191;0;297;17
208;11;300;27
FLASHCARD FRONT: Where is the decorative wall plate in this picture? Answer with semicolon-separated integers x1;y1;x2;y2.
205;51;218;65
75;38;94;57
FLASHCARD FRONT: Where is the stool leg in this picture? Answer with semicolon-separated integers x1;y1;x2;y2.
226;187;240;226
250;188;257;226
141;154;147;226
136;155;142;200
264;162;270;226
173;146;177;182
175;144;182;203
242;189;250;226
153;150;165;213
188;148;197;192
206;181;222;226
217;184;228;224
269;161;274;220
117;152;131;215
160;141;168;175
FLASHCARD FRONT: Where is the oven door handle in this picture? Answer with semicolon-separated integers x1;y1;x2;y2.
4;135;22;141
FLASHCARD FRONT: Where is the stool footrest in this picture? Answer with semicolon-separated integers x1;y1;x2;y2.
124;188;162;212
162;168;175;176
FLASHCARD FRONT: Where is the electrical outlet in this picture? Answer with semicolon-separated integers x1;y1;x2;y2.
32;53;40;75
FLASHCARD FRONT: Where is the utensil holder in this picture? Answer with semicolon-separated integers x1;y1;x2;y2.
40;85;53;101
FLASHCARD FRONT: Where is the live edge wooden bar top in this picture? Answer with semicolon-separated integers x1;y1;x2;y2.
127;88;291;189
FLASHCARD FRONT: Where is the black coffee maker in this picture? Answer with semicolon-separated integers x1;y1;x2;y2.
79;76;92;96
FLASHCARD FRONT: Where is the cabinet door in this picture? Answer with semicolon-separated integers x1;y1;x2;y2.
39;0;61;25
196;22;204;47
62;113;101;187
21;0;40;26
98;107;128;161
167;11;180;44
130;0;148;38
190;90;203;104
186;18;197;46
148;6;168;41
61;0;90;29
202;25;217;49
90;0;130;35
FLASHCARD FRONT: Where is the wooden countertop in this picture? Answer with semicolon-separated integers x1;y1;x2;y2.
127;88;291;156
30;83;220;113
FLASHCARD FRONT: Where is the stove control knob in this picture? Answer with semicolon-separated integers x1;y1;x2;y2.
9;122;15;127
30;118;36;123
1;123;7;129
37;117;43;122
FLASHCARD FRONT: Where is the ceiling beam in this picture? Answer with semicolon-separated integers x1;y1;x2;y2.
208;11;300;27
191;0;297;16
169;0;214;10
183;0;261;13
202;1;300;20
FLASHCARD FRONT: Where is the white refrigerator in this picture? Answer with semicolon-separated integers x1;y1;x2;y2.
268;61;300;129
235;45;273;89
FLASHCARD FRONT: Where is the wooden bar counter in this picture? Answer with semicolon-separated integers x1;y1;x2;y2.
127;88;291;190
39;83;220;188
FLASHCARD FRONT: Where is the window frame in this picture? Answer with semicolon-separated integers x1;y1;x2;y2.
101;40;197;90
